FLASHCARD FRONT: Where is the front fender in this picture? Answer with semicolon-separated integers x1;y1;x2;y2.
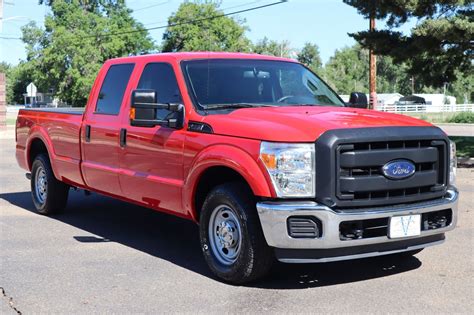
183;144;275;220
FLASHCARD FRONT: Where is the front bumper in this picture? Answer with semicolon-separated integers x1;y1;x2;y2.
256;189;458;263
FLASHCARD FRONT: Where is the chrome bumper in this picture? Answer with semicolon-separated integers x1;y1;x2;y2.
256;189;458;262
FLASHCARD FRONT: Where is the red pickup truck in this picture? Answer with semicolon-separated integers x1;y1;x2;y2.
16;52;458;283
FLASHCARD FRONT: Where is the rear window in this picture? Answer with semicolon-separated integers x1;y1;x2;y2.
96;64;134;115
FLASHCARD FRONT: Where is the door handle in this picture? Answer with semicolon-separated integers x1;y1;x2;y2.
85;125;91;142
120;128;127;147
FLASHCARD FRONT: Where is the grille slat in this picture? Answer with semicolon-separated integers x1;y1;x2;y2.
340;170;438;193
340;147;438;168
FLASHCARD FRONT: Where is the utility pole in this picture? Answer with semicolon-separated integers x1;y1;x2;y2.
0;73;5;129
368;5;377;110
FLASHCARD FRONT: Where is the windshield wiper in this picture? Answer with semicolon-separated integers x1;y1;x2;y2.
203;103;276;110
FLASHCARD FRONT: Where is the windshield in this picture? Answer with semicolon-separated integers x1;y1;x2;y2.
182;59;344;110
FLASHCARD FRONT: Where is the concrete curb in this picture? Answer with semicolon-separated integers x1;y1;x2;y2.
435;123;473;137
435;123;473;127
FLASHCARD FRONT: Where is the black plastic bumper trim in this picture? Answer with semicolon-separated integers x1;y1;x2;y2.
274;234;445;260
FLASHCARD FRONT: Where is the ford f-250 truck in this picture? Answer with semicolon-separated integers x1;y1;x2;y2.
16;53;458;284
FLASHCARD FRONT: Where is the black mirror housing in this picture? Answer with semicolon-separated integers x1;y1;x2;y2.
346;92;368;109
130;89;184;129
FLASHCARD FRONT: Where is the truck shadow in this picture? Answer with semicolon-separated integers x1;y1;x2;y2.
0;190;422;289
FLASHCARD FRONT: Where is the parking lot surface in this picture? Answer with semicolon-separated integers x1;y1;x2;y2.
1;138;473;313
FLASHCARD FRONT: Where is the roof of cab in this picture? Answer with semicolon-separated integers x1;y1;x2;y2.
106;52;297;64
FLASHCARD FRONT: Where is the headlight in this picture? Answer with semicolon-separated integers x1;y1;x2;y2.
260;142;315;197
449;140;457;185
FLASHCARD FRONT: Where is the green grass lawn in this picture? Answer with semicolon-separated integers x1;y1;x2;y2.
6;117;16;125
450;136;474;158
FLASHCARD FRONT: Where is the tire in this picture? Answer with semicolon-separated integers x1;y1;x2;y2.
31;153;69;215
199;182;273;284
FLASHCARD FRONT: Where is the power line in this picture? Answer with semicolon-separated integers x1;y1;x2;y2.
0;36;21;39
1;1;288;42
133;1;169;12
140;0;262;27
82;0;287;39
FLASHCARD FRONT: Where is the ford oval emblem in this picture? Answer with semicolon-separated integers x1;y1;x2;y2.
382;160;416;180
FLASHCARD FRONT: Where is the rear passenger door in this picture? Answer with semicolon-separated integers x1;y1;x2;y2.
81;63;134;196
118;62;186;213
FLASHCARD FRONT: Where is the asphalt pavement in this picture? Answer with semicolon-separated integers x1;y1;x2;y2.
1;138;473;314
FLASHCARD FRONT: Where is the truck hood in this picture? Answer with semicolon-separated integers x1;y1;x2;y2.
202;106;433;142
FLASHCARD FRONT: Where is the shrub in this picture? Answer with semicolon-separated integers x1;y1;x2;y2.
447;112;474;124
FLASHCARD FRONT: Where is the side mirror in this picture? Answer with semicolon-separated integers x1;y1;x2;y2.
346;92;368;109
130;89;184;129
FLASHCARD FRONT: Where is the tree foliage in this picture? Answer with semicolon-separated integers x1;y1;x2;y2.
23;0;154;105
162;2;251;52
344;0;473;87
323;44;413;95
252;37;293;57
297;42;322;71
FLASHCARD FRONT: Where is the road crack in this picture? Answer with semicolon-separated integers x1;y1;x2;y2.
0;287;21;314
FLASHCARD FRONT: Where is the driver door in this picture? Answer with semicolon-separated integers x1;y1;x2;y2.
118;62;186;214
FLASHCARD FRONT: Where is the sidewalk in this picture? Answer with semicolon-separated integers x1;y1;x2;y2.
435;123;473;137
0;125;15;140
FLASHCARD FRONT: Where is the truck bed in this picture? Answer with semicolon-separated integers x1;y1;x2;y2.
16;107;86;187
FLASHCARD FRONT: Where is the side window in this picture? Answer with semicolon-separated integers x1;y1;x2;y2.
137;63;182;120
96;64;134;115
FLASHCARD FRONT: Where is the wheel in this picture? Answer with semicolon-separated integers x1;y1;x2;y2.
199;182;273;284
31;154;69;215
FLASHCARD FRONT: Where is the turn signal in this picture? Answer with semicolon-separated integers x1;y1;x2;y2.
261;153;277;169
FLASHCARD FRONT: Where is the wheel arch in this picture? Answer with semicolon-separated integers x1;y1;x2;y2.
26;128;60;180
184;144;274;222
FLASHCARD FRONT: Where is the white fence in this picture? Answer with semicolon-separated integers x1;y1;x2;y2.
376;103;474;113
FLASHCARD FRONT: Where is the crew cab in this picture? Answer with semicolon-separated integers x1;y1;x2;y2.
15;53;458;283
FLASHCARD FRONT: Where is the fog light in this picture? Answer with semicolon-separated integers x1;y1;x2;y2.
287;216;322;238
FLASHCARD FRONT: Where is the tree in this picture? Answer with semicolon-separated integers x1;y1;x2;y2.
253;37;293;57
297;42;322;72
449;70;474;103
323;45;369;94
162;2;251;52
22;0;154;105
344;0;473;88
323;44;414;95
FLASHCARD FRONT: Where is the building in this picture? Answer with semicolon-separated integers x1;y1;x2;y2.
23;92;54;107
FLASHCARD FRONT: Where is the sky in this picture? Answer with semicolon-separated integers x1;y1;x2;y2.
0;0;416;65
